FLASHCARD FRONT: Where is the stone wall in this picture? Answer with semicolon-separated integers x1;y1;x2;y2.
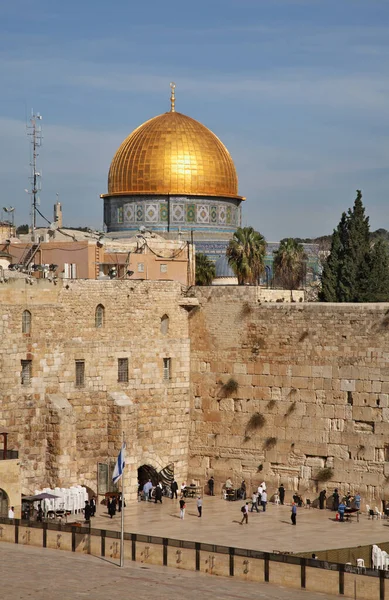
0;278;193;499
189;286;389;502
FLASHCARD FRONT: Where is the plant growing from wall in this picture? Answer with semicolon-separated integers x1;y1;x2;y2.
267;399;276;409
221;378;239;397
247;412;266;431
263;436;277;450
315;467;334;482
285;401;297;416
241;301;252;316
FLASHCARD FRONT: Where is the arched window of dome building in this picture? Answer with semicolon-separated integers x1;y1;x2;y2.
22;310;31;335
160;314;169;335
95;304;105;329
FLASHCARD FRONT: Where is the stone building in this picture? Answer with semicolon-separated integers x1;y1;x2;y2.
0;277;196;513
1;280;389;513
101;84;244;258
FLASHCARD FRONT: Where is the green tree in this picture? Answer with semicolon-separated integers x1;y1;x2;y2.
273;238;307;290
226;226;266;285
360;240;389;302
195;253;216;286
16;224;29;235
319;228;341;301
320;191;389;302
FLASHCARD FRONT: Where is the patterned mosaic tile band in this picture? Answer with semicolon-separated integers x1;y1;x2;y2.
108;197;241;229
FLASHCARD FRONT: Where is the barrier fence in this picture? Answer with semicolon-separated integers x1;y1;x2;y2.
0;517;388;600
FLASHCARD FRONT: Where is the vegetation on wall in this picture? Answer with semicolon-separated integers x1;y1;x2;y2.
221;378;239;397
263;436;277;450
315;467;334;482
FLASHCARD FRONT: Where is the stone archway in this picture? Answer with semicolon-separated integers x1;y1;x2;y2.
0;488;9;517
138;464;159;488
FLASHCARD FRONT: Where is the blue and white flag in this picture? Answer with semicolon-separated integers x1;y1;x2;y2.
112;443;126;484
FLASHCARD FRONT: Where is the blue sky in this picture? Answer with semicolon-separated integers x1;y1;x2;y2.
0;0;388;239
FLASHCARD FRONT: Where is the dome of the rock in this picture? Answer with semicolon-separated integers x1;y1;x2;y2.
107;111;240;199
102;85;245;258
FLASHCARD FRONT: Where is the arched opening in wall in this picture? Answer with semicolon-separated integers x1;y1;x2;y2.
138;464;159;488
22;310;31;334
95;304;105;328
160;314;169;335
83;485;97;500
0;488;9;516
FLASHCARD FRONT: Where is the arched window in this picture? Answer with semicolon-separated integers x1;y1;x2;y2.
95;304;105;328
160;314;169;335
22;310;31;334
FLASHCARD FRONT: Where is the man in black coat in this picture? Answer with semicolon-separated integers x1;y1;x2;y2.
278;483;285;505
171;480;178;499
319;489;327;510
208;476;215;496
155;484;163;504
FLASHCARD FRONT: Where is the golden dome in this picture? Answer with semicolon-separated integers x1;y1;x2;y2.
106;111;240;199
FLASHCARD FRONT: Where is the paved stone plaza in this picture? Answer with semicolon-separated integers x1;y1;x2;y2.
89;496;389;553
1;541;348;600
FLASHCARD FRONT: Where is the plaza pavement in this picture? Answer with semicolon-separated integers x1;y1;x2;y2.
87;495;389;554
0;541;349;600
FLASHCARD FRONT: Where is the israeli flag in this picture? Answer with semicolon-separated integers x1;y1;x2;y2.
112;443;126;484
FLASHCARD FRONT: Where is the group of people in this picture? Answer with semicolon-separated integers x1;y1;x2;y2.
106;495;124;519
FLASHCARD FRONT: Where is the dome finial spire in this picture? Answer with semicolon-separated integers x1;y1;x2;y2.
170;82;176;113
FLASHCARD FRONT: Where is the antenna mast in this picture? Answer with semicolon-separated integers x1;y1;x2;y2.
26;111;43;241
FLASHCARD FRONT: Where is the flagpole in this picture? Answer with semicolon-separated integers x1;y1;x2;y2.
120;431;125;568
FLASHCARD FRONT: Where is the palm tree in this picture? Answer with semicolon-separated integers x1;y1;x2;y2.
273;238;307;290
226;227;266;285
195;253;216;285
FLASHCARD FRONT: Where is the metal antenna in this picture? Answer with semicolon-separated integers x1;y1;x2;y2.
26;111;43;241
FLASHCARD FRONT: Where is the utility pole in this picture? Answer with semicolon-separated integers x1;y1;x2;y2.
26;112;43;241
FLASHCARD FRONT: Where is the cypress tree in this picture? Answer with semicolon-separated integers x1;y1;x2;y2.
365;240;389;302
320;191;389;302
319;228;341;301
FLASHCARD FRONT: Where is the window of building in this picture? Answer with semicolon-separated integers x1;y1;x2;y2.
21;360;32;386
160;314;169;335
22;310;31;335
160;264;167;273
138;263;144;273
95;304;105;328
118;358;129;383
75;360;85;388
163;358;171;381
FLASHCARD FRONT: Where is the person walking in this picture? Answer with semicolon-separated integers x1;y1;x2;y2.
197;496;203;517
179;498;186;519
171;479;178;499
278;483;285;505
240;480;247;500
84;500;91;522
90;496;96;517
155;483;163;504
250;491;259;512
261;490;268;512
332;489;339;512
208;476;215;496
319;489;326;510
291;502;297;525
143;479;152;501
240;502;249;524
